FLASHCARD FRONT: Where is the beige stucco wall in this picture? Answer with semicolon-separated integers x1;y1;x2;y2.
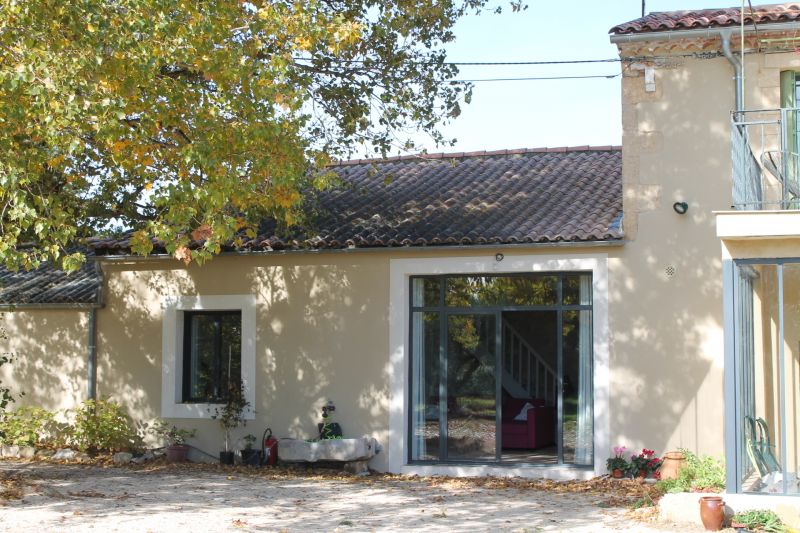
0;310;88;412
612;50;735;459
93;252;392;464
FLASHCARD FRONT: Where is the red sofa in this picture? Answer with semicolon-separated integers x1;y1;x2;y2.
501;397;556;450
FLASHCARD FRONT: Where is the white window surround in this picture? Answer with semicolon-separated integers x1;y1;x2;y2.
161;294;256;419
386;253;610;478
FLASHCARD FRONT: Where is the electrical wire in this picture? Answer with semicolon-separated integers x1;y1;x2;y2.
290;52;722;67
452;73;621;83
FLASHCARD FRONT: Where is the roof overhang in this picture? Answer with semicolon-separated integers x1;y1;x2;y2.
92;239;626;263
610;21;800;44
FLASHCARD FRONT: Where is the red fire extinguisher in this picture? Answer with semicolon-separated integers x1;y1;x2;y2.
262;428;278;466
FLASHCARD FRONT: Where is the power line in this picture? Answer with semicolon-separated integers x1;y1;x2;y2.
292;56;622;66
291;52;723;67
452;73;621;83
446;59;620;65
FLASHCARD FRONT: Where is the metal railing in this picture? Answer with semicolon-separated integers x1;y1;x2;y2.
731;108;800;210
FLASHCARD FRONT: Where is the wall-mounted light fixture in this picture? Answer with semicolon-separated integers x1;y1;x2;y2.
495;253;504;262
672;201;689;215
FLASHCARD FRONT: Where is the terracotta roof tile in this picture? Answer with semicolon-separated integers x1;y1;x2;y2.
87;146;623;256
0;251;100;306
610;3;800;34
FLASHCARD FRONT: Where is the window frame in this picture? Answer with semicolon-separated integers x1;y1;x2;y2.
386;253;610;478
161;294;256;419
181;310;243;404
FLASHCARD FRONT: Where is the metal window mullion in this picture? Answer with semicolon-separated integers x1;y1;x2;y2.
439;278;447;462
495;310;502;462
556;276;564;465
728;263;742;493
777;264;789;495
406;277;415;464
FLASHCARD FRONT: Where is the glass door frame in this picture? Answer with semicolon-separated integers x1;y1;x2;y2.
439;311;500;462
407;271;594;467
728;257;800;495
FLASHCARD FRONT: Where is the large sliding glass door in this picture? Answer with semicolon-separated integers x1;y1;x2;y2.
733;260;800;495
409;272;594;467
446;314;497;461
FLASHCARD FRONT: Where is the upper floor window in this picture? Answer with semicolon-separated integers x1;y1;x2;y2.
182;311;242;403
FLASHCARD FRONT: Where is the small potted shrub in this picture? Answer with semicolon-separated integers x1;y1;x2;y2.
606;445;629;478
210;381;251;466
241;434;260;466
629;448;661;479
151;420;196;463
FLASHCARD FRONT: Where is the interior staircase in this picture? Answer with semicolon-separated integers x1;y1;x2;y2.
502;321;557;406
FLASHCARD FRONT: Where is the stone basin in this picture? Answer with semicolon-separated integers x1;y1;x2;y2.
278;437;380;463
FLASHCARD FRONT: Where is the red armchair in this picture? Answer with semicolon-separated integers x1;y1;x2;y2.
501;397;556;450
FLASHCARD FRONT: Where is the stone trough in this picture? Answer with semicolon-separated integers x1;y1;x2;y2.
278;437;381;475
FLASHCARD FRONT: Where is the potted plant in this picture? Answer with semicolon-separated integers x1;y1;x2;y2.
606;445;629;478
241;434;260;466
629;448;661;479
151;420;196;463
210;381;251;466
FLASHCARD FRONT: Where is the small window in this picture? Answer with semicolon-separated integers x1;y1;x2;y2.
182;311;242;403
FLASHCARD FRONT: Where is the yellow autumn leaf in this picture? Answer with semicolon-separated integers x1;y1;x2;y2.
47;155;65;167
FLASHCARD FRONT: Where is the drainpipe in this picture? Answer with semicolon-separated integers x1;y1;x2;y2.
87;260;105;400
720;30;743;114
87;307;97;400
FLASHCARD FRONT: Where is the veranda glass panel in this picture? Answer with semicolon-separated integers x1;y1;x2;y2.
446;314;497;460
410;312;441;460
445;275;558;307
740;264;786;493
782;264;800;494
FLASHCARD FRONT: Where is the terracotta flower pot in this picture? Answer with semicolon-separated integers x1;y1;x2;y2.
165;444;189;463
612;468;624;478
660;451;687;480
636;469;647;480
699;496;725;531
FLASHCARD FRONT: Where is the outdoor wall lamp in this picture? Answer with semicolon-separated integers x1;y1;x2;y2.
672;201;689;215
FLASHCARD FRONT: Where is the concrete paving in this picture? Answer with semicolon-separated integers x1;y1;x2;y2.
0;462;705;532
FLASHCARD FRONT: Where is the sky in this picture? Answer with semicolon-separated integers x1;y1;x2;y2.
413;0;740;153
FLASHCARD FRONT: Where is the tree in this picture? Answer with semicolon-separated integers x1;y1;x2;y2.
0;0;523;271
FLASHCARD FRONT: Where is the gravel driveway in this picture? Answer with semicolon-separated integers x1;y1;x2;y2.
0;461;703;532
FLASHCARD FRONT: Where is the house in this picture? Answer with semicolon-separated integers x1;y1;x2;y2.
1;148;621;478
610;2;800;499
2;2;799;495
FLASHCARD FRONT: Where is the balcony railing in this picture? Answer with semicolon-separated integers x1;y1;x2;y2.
731;109;800;210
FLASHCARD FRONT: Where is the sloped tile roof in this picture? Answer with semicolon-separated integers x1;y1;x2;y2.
610;3;800;34
0;253;100;306
91;146;623;254
2;147;621;305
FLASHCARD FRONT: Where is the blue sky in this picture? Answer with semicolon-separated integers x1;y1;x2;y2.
415;0;738;152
